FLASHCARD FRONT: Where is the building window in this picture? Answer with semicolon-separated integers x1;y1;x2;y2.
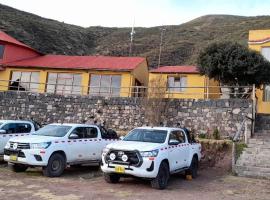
261;47;270;61
263;85;270;102
167;76;187;92
0;45;4;59
46;73;82;95
9;71;40;92
89;75;121;96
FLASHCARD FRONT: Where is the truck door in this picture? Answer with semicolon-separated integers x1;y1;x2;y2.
84;127;101;161
178;130;190;168
168;130;189;170
66;127;86;162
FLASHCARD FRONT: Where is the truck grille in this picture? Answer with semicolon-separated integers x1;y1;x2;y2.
105;150;142;167
9;142;30;150
4;149;26;158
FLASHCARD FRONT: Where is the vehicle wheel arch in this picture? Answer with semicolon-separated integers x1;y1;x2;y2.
161;159;170;170
51;150;67;162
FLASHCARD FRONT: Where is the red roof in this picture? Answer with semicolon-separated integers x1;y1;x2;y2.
0;31;39;53
150;66;199;74
4;55;146;71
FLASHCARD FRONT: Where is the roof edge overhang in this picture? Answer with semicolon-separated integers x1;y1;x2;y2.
248;37;270;45
2;64;134;72
0;39;44;55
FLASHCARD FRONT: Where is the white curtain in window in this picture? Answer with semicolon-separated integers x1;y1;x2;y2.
180;77;187;92
261;47;270;61
264;85;270;102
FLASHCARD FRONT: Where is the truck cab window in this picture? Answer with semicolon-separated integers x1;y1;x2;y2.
169;131;186;143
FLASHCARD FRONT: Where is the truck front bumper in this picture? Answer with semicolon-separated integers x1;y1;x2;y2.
101;155;159;178
4;148;49;166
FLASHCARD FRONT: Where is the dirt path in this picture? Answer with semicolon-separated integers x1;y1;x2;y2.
0;163;269;200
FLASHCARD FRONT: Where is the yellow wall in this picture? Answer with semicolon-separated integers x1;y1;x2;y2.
0;67;147;97
249;30;270;114
148;73;209;99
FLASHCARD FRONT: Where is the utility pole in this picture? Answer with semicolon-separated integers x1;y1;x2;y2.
129;19;136;56
158;27;166;68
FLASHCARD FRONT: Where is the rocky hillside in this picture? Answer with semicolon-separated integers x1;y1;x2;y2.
1;4;270;68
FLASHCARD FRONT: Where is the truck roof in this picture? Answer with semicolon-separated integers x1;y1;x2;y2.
0;120;33;124
135;126;184;132
48;123;99;128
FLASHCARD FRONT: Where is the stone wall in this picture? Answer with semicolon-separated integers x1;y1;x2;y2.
0;91;253;137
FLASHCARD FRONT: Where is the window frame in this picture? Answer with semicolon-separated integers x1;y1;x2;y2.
89;74;122;97
46;72;82;95
1;123;32;134
69;127;98;139
10;71;40;92
263;85;270;102
261;46;270;62
167;75;187;93
0;44;5;59
168;130;186;144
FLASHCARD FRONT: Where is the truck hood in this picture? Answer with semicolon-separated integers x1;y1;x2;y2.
9;135;60;143
106;141;163;151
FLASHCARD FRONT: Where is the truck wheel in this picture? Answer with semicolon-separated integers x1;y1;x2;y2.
151;161;170;190
104;173;120;183
43;153;66;177
185;156;198;178
10;164;28;172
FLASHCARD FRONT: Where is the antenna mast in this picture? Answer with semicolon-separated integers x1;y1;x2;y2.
129;19;136;56
158;27;166;68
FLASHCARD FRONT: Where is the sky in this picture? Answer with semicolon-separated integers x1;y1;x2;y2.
0;0;270;27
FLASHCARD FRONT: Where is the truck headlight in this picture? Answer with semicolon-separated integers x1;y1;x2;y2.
31;142;51;149
140;149;159;157
5;142;10;149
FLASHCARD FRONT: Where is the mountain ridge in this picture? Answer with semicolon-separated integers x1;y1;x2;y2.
1;4;270;68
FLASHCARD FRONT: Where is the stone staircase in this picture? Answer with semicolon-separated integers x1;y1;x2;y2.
234;114;270;179
235;137;270;179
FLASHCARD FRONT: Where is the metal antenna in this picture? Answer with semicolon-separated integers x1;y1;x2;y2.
158;27;166;68
129;19;136;56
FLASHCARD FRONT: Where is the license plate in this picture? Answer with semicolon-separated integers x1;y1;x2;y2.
10;154;18;161
115;165;125;173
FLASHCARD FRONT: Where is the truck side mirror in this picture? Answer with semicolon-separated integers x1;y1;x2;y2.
169;139;180;146
0;130;6;134
119;136;124;140
69;133;79;139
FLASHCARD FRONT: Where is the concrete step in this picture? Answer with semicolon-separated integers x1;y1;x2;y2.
236;162;270;168
234;165;270;179
249;138;270;143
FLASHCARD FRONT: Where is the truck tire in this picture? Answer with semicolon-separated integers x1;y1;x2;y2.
43;153;66;177
185;156;198;178
104;173;120;183
10;164;28;172
151;161;170;190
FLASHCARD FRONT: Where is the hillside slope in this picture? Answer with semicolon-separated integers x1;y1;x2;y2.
1;4;270;68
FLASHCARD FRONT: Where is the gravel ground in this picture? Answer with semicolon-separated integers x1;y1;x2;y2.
0;163;269;200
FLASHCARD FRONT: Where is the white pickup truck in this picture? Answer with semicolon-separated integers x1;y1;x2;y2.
0;120;37;157
4;123;118;177
101;127;201;189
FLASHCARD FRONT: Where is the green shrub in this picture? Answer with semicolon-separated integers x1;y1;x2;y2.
213;128;221;140
235;142;247;160
198;133;206;139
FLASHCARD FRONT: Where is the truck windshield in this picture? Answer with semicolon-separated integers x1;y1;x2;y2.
33;125;72;137
123;129;167;143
